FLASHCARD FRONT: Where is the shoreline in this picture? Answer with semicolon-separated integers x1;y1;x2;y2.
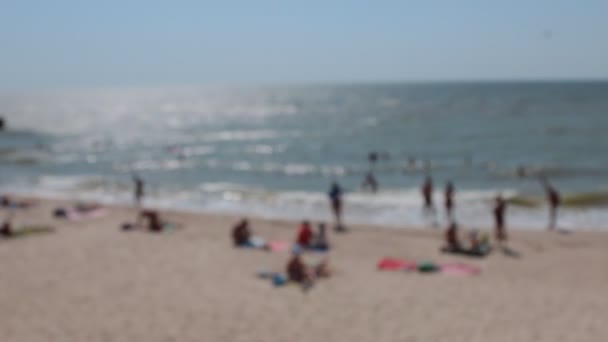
3;190;604;232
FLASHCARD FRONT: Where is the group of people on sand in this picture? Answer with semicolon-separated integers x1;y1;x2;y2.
123;173;178;233
420;174;561;252
231;218;332;287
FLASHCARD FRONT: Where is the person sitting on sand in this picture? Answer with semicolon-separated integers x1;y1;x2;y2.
296;220;313;247
232;219;252;246
0;219;13;237
139;210;165;232
445;222;462;251
311;223;330;251
286;250;331;286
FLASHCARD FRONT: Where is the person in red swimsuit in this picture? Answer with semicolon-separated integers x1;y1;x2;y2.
296;220;313;247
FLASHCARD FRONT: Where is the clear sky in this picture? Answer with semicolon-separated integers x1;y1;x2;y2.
1;1;607;89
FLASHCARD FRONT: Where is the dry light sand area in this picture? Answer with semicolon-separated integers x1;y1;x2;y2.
1;196;607;342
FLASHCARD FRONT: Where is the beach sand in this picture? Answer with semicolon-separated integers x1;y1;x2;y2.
1;195;607;342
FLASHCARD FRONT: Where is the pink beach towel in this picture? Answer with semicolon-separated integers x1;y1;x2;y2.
267;240;290;252
377;257;417;271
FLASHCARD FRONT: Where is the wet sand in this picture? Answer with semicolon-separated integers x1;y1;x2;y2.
1;195;607;342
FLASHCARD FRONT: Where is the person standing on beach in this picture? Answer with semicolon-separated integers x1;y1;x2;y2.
541;177;561;230
444;181;455;222
132;173;145;208
493;195;507;243
421;176;436;225
328;182;344;231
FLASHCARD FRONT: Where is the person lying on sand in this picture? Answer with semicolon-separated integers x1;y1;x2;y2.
286;249;331;288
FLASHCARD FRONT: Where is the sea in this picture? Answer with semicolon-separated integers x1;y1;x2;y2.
1;82;608;230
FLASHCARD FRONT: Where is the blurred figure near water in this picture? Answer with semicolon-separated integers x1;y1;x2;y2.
444;181;455;223
132;173;144;208
421;176;437;226
493;195;507;243
362;171;378;193
328;182;344;231
541;177;561;230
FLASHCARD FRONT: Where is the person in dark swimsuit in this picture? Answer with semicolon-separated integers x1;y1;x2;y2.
421;176;437;226
541;177;561;230
328;182;344;231
444;181;455;222
232;219;251;246
493;195;507;243
132;174;144;207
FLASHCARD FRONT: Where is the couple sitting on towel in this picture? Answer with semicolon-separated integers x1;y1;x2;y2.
443;222;491;256
296;220;330;251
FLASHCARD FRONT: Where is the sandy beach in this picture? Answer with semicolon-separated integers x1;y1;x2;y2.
1;195;607;342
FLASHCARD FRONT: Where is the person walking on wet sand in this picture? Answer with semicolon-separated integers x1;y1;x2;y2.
328;182;344;231
493;195;507;243
444;181;455;222
132;173;145;208
541;177;561;230
421;176;437;226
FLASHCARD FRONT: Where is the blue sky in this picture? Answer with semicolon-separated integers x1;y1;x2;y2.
1;1;607;89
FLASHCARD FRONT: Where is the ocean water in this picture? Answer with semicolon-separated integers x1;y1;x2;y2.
1;82;608;230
